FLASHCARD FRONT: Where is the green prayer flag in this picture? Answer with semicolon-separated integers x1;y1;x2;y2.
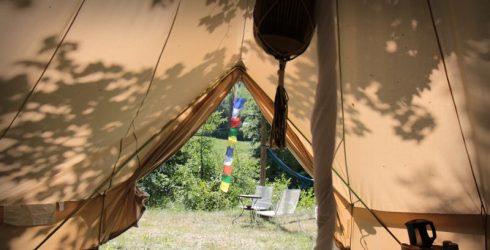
221;175;232;183
229;128;238;137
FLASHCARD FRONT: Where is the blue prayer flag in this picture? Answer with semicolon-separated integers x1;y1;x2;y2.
226;146;234;157
233;98;246;109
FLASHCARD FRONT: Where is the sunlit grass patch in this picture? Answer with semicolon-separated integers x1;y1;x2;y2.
101;208;316;250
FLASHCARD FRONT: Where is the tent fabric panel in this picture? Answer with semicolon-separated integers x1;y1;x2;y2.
350;207;485;249
332;143;352;203
0;0;83;202
337;0;481;214
0;0;181;205
0;180;145;249
333;191;353;249
3;203;56;226
0;196;102;250
0;66;241;249
97;180;148;244
110;0;247;188
0;200;82;226
429;0;490;213
0;0;81;113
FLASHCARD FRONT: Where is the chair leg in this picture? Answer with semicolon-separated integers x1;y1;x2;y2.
295;214;305;232
275;216;281;229
249;209;254;225
252;209;260;226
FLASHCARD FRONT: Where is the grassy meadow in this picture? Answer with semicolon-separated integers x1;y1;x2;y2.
101;208;317;250
211;137;252;160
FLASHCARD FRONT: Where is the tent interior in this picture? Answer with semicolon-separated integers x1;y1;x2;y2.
0;0;489;249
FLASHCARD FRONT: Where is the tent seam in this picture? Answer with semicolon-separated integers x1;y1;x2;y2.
426;0;488;247
114;0;182;178
335;0;355;247
335;0;353;206
96;1;182;243
239;0;249;61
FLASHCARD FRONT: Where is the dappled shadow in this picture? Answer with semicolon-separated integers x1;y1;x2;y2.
338;0;439;142
357;225;377;250
150;0;175;8
0;0;177;10
240;34;318;142
0;35;153;204
0;14;237;248
396;163;486;223
429;0;490;222
199;0;251;33
283;41;318;129
0;0;33;9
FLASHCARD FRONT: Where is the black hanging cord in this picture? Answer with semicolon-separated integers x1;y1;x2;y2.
270;59;288;148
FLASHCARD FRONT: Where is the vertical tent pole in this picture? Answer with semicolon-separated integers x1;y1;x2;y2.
259;116;268;186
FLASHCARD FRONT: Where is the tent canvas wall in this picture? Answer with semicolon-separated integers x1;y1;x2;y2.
0;0;488;249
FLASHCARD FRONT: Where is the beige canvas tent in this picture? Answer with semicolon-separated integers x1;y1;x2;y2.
0;0;488;249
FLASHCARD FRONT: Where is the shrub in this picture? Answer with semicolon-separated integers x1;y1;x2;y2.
298;187;316;209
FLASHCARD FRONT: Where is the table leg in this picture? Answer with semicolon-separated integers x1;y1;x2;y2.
232;207;245;224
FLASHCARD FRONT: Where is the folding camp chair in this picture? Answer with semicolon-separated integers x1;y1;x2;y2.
250;185;273;211
256;189;302;229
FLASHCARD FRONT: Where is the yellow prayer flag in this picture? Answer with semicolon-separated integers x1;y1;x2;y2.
220;182;230;192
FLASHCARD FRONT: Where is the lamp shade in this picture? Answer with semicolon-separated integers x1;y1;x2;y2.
253;0;316;60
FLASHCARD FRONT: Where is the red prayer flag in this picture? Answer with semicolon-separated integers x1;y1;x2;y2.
223;165;233;175
230;117;241;128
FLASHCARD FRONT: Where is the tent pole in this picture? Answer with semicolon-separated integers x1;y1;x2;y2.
259;115;268;185
200;130;204;179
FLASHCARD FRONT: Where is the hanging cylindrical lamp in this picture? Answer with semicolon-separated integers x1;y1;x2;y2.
253;0;316;148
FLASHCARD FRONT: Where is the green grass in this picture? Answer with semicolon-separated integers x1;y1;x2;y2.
210;137;254;168
211;137;252;157
101;208;317;250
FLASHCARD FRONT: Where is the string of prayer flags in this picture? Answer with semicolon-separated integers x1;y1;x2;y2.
220;97;247;192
